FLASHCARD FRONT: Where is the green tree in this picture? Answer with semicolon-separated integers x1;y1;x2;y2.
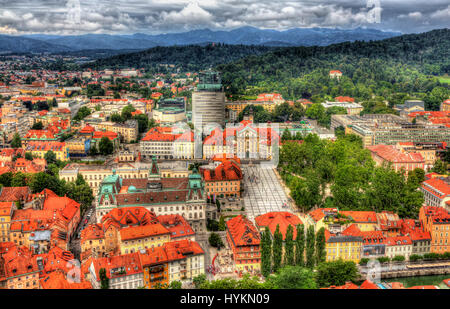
121;104;135;121
315;227;326;265
169;281;182;289
281;128;292;141
11;172;27;187
272;224;283;273
193;274;207;288
218;216;226;231
432;159;447;174
25;152;33;161
73;106;92;121
11;133;21;148
0;172;13;187
134;114;149;133
65;181;94;214
305;226;315;268
261;226;272;277
284;224;295;266
44;151;57;165
31;121;43;130
98;137;114;155
208;232;224;249
315;260;359;288
110;113;124;123
270;266;317;289
29;172;65;195
99;268;109;289
295;224;305;267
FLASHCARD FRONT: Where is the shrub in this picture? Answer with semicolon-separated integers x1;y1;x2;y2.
409;254;423;262
392;255;405;262
377;257;390;263
359;258;369;266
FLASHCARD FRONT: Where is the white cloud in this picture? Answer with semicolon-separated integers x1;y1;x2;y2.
0;0;447;34
430;5;450;19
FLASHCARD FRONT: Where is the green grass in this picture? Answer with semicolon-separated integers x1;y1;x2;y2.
439;76;450;84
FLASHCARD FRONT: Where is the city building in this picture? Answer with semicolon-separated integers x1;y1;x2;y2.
201;159;243;198
384;236;413;261
339;211;378;232
321;101;363;115
324;230;363;263
97;120;138;143
329;70;343;79
226;215;261;273
399;219;431;255
89;252;144;289
140;127;194;160
202;120;279;160
342;224;386;259
192;71;225;130
419;206;450;254
0;202;14;242
420;176;450;210
95;157;206;233
367;144;425;172
24;141;68;161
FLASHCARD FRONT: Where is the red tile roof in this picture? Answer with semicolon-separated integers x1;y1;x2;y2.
421;177;450;199
92;131;118;140
202;160;243;182
0;186;32;202
226;215;260;247
367;144;424;164
255;212;302;240
384;236;412;246
359;280;381;289
157;214;195;239
119;222;170;241
340;211;377;223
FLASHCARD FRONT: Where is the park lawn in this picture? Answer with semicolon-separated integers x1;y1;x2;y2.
439;76;450;84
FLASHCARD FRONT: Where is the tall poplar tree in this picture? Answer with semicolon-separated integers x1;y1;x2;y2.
272;224;283;273
315;227;327;265
295;224;305;266
261;226;272;277
284;224;294;266
306;226;316;268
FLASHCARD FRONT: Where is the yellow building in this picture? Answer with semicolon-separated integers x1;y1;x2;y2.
80;223;113;259
159;161;189;178
226;100;280;114
339;211;378;232
304;208;338;232
25;141;68;161
59;162;151;195
325;232;363;263
119;224;171;254
65;137;88;155
0;202;14;242
97;120;138;143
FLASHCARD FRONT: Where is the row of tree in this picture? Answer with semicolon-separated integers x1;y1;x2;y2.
261;224;326;277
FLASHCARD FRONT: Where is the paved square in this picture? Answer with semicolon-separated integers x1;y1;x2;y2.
242;164;292;223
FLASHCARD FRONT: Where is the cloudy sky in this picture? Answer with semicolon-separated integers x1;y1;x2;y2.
0;0;448;35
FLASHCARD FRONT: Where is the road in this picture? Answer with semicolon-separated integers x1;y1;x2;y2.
68;206;96;260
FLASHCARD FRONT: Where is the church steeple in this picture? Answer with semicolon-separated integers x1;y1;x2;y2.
147;155;162;191
148;156;160;180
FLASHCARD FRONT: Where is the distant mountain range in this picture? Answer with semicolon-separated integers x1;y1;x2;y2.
0;27;401;54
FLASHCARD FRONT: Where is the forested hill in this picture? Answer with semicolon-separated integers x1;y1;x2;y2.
84;44;278;72
217;29;450;108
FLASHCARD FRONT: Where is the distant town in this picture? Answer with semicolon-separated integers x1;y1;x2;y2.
0;48;448;291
